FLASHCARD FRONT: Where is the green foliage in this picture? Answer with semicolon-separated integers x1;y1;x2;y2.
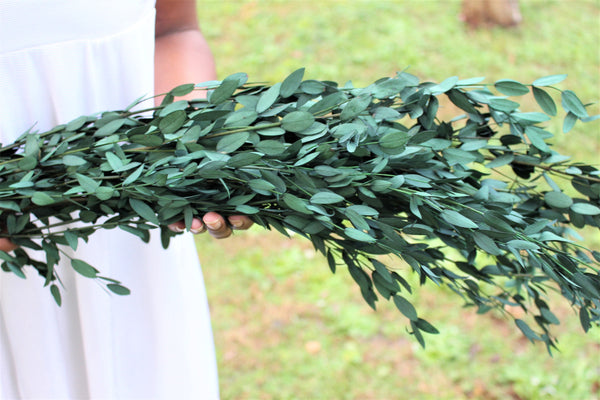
0;70;598;349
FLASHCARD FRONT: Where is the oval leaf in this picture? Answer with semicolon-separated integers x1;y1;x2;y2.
494;79;530;96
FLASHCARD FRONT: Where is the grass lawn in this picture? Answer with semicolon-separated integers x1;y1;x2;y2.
195;1;600;399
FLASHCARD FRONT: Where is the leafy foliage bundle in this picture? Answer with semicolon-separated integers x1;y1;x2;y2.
1;69;599;349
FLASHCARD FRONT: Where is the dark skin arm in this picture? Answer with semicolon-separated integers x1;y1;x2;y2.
156;0;253;238
0;1;250;251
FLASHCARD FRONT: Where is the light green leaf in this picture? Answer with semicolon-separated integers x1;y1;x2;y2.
216;131;249;153
532;74;567;87
428;76;458;94
63;155;87;166
310;191;345;204
544;191;573;209
570;202;600;215
123;164;145;186
105;151;124;171
255;140;286;155
532;87;557;116
31;192;56;206
441;210;479;229
76;173;100;193
563;111;578;133
281;111;315;133
561;90;588;118
507;239;540;250
95;186;115;201
256;82;281;113
340;95;371;121
494;79;529;96
344;227;376;243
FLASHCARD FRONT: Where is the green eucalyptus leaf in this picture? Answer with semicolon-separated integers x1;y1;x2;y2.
129;198;159;225
544;191;573;209
393;295;418;321
256;82;281;113
570;202;600;216
280;68;305;98
494;79;530;96
71;259;98;278
532;87;557;116
561;90;588;118
532;74;567;87
281;111;315;133
216;132;250;153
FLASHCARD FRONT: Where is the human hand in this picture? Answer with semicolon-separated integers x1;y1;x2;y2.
0;237;18;252
168;212;253;239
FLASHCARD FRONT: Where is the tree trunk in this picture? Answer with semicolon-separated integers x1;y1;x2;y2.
461;0;522;28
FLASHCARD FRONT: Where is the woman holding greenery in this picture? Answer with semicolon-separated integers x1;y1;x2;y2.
0;1;251;398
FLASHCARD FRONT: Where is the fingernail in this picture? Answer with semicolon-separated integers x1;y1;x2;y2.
172;226;184;233
230;219;243;228
205;219;222;230
190;227;203;234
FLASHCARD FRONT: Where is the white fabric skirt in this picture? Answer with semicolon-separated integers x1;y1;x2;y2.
0;1;219;398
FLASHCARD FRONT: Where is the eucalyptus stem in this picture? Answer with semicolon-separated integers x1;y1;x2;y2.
0;69;598;350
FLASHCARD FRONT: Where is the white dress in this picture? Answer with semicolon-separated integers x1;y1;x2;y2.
0;1;220;399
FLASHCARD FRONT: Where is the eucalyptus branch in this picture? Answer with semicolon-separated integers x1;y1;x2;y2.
1;69;598;351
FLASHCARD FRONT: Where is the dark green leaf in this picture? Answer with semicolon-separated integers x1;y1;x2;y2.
393;295;418;321
107;283;131;295
169;83;195;97
209;79;238;104
71;259;98;278
129;198;159;225
515;319;541;342
159;110;187;134
50;284;62;306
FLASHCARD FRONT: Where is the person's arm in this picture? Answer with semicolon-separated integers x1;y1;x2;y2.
156;0;253;238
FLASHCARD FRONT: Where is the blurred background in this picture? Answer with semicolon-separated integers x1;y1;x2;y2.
193;1;600;399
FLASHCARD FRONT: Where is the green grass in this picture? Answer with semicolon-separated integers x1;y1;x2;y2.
195;1;600;399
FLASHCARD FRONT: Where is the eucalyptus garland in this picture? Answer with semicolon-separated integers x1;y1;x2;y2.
1;69;599;350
